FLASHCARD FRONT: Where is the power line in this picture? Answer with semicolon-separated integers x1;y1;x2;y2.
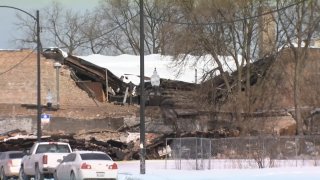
84;13;139;43
145;0;306;26
0;49;36;76
59;13;139;50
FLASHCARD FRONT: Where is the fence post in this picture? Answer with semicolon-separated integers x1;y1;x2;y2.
196;137;198;170
209;139;211;169
295;136;298;167
262;137;265;168
179;138;182;170
313;136;317;166
201;138;203;170
165;138;168;169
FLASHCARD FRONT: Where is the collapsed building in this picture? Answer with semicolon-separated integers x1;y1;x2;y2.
1;47;320;160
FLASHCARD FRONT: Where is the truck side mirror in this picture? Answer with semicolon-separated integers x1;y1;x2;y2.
24;149;30;155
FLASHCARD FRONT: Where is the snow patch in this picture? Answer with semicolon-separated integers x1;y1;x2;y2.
77;54;241;85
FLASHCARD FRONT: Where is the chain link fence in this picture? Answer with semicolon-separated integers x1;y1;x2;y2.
165;137;211;170
165;135;320;170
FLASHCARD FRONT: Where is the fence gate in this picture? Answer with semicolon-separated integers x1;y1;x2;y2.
165;137;211;170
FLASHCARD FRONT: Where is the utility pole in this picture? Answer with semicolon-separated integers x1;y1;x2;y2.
0;6;42;142
139;0;146;175
36;10;42;142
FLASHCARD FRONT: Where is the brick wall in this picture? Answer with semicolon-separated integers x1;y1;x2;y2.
0;50;141;135
0;49;98;107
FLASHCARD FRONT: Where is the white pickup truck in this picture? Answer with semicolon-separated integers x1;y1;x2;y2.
19;141;72;180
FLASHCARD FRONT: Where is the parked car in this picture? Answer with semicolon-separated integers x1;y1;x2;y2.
54;151;118;180
0;151;24;180
19;141;72;180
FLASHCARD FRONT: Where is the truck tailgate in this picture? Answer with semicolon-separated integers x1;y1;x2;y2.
43;153;68;168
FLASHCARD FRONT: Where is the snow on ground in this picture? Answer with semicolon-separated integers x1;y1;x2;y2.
117;160;320;180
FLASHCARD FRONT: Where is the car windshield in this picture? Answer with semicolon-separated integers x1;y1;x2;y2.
80;153;112;160
36;144;71;154
9;152;24;159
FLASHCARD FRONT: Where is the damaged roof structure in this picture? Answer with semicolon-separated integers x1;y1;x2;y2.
43;48;129;103
42;48;202;104
22;47;320;125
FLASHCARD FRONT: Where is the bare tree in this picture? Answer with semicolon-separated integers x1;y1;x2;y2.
165;0;320;127
80;11;112;54
15;0;176;55
98;0;140;55
277;0;320;135
143;0;174;54
43;2;88;55
16;1;93;55
15;13;39;49
97;0;175;55
166;0;270;115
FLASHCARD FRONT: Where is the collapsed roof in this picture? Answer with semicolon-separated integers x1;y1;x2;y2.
42;48;198;103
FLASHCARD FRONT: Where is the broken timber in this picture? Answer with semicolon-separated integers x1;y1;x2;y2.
64;55;128;102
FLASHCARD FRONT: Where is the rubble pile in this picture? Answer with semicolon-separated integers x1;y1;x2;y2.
0;128;243;161
0;129;172;161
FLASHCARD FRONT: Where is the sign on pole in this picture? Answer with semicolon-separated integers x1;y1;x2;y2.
41;113;50;125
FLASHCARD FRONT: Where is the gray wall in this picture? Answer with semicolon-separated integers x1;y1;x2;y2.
0;116;124;135
0;117;33;134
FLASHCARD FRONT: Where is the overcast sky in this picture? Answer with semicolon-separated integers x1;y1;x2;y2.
0;0;99;49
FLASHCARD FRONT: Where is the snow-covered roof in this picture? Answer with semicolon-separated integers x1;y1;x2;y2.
76;54;240;85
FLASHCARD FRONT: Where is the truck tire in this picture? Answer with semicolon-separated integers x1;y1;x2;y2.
53;170;58;180
70;171;76;180
19;167;31;180
1;167;8;180
34;166;44;180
